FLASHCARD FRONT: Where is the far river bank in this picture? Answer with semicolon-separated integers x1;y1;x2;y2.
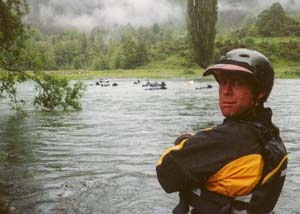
42;65;300;80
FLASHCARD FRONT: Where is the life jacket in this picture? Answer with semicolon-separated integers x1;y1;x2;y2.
172;121;288;214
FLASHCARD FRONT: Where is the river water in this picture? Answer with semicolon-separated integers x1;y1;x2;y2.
0;79;299;214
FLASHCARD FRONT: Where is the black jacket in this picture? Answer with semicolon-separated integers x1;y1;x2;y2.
156;108;287;213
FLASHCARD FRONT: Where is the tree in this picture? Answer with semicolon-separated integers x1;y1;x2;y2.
187;0;218;68
256;3;300;37
54;40;81;68
152;24;161;35
136;41;148;66
120;39;138;69
22;30;57;70
0;0;85;112
90;55;110;70
0;0;28;69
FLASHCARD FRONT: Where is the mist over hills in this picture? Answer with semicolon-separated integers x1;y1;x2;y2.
220;0;299;11
25;0;185;33
25;0;300;33
219;0;300;32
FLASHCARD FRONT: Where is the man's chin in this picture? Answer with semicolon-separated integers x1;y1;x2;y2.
220;108;235;118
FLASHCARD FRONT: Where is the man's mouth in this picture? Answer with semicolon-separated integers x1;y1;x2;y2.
221;101;236;106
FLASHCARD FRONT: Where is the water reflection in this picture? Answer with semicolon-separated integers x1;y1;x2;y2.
0;116;41;213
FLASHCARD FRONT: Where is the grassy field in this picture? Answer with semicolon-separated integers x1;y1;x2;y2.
46;62;300;81
249;36;300;43
46;68;205;80
271;60;300;78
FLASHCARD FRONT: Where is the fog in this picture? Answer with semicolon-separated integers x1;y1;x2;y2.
220;0;300;12
26;0;185;32
26;0;300;32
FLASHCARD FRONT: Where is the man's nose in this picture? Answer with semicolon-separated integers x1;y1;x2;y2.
221;83;232;95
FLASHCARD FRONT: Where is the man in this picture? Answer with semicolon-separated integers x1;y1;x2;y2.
156;49;288;214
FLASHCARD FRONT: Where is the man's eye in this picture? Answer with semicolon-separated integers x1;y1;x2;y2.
232;80;243;86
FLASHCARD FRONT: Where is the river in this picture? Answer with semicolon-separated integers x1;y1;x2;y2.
0;79;299;214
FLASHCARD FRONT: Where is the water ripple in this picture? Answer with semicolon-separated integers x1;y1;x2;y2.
0;79;299;213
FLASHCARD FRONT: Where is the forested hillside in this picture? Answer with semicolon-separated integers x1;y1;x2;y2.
15;1;300;76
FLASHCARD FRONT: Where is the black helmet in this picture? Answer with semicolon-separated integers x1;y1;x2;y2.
203;48;274;102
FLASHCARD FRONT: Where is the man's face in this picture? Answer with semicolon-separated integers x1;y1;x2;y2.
216;71;257;118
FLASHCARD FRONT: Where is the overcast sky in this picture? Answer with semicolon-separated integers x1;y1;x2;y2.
27;0;300;32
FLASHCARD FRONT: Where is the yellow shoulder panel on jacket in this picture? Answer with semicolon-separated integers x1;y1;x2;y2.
157;139;188;166
207;154;264;197
201;127;213;132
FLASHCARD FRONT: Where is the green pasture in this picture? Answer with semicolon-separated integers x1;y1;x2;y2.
45;62;300;81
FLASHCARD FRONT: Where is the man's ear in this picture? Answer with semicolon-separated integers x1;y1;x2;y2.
257;91;266;100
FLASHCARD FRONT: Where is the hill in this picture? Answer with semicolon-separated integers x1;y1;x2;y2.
15;1;300;78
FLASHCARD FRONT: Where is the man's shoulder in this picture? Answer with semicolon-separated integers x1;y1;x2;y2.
214;119;262;135
193;119;264;147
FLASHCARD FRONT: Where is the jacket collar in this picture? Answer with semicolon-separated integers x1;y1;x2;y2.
224;107;273;129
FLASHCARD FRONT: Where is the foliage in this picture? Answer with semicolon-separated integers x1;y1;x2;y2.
16;23;191;71
214;36;300;67
0;0;28;111
0;0;29;70
187;0;218;68
0;71;27;112
33;73;85;111
90;54;110;70
226;3;300;69
0;0;28;49
0;0;85;112
256;3;300;37
1;0;300;88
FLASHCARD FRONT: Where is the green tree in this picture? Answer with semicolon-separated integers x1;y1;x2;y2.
136;41;148;66
0;0;28;69
80;33;88;54
90;55;110;70
89;27;109;54
152;24;161;35
187;0;218;68
0;0;85;112
16;28;58;70
34;74;85;111
256;3;286;37
256;2;300;37
120;39;138;69
54;40;81;68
